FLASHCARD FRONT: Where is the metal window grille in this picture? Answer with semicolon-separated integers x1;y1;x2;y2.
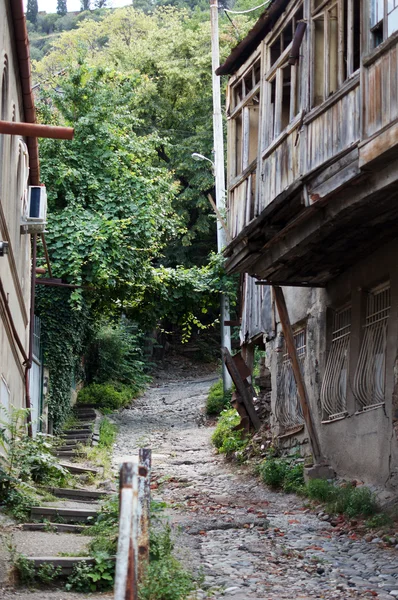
275;328;306;432
353;285;390;410
321;306;351;420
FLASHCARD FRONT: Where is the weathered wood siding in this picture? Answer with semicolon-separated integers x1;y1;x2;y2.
240;275;272;344
363;39;398;138
305;83;361;173
228;169;256;238
259;122;301;211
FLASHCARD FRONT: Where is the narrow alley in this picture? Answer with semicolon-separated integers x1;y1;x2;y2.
113;372;398;600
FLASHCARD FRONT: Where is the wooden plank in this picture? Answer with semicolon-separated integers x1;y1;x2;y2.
272;286;323;464
222;347;261;430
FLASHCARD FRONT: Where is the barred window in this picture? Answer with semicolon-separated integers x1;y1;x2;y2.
353;284;390;410
321;306;351;421
275;328;305;433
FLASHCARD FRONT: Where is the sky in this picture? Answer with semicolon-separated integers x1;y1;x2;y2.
23;0;131;13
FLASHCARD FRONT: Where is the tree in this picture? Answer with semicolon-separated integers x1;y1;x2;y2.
57;0;68;15
94;0;108;7
81;0;91;10
26;0;38;24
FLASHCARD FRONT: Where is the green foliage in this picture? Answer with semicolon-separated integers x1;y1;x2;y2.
258;455;304;493
35;286;91;431
211;409;248;456
305;479;337;503
26;0;38;24
365;513;393;529
13;553;62;586
140;525;194;600
205;379;232;416
98;418;117;448
66;553;114;592
0;407;70;521
304;479;378;518
84;322;151;391
77;382;133;410
139;556;194;600
57;0;68;15
88;494;119;555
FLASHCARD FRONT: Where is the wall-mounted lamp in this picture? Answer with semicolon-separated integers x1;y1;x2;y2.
0;241;9;257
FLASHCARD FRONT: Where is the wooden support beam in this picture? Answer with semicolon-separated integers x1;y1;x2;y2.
0;120;74;140
272;285;324;464
222;347;261;430
256;280;326;288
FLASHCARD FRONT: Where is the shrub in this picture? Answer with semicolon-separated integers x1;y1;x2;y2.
365;513;393;529
205;380;232;416
98;418;117;448
283;463;305;493
139;556;194;600
84;323;150;395
304;479;378;518
211;409;248;455
260;458;288;489
77;382;133;410
66;553;114;592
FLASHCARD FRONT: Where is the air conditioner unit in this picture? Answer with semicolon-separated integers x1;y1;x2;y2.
21;185;47;234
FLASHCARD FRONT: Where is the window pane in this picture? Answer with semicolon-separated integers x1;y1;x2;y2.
388;6;398;34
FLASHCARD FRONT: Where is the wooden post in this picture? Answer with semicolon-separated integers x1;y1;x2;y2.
138;448;151;581
222;347;261;430
115;462;139;600
272;286;323;464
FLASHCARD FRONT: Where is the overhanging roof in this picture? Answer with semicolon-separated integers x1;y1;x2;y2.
217;0;289;76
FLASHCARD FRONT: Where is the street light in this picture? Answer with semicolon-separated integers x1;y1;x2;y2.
192;151;232;392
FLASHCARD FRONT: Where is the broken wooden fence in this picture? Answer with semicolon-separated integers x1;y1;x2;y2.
114;448;152;600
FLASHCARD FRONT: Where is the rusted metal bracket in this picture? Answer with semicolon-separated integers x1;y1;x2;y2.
222;347;261;430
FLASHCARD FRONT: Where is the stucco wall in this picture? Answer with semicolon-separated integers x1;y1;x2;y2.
266;238;398;489
0;0;31;413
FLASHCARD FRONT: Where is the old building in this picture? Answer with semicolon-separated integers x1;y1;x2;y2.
0;0;42;433
219;0;398;489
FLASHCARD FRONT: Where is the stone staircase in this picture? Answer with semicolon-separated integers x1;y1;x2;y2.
12;405;115;579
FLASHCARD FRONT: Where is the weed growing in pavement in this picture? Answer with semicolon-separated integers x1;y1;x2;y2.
65;553;114;592
259;454;304;493
304;479;378;518
98;418;118;448
206;380;232;416
211;409;249;456
365;513;393;529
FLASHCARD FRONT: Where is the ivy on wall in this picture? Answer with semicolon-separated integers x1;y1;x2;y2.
35;286;92;430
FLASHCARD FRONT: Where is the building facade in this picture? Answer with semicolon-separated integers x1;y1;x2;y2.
220;0;398;489
0;0;40;427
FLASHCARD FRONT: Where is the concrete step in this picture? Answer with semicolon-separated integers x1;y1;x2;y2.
55;451;79;458
62;433;92;440
63;428;92;436
30;506;98;523
59;463;99;475
57;445;79;452
46;487;112;501
24;556;96;575
21;522;88;533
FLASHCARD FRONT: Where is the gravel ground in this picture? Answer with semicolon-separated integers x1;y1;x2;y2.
112;372;398;600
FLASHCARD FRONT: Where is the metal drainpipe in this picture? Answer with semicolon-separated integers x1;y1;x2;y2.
25;233;37;438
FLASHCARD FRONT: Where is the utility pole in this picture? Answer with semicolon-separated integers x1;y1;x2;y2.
210;0;232;392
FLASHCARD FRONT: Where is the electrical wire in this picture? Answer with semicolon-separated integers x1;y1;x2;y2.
224;0;271;14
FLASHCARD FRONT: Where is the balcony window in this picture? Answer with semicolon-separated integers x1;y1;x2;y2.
312;0;360;107
264;5;303;146
370;0;398;46
229;59;260;179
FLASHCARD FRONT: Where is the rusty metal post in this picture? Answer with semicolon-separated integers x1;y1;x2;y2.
115;462;139;600
138;448;152;581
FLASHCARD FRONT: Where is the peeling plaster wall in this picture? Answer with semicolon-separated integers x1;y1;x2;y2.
264;238;398;489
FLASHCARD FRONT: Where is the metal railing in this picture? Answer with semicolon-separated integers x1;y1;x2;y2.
114;448;152;600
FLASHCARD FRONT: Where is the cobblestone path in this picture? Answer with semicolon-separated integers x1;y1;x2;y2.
112;373;398;600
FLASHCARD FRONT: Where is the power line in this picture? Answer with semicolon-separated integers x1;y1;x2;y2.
224;0;271;14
